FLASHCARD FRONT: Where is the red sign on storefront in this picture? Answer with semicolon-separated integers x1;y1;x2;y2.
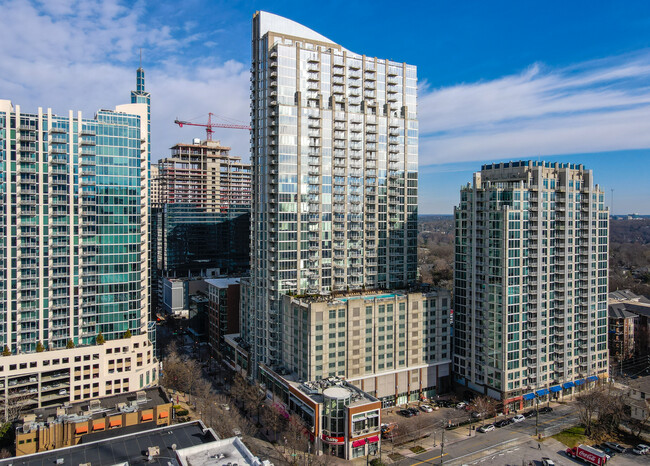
322;435;345;445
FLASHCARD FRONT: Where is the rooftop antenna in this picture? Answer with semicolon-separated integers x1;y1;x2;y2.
139;48;142;68
611;188;614;218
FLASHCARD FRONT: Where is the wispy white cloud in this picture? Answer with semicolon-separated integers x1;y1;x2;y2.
419;53;650;165
0;0;251;158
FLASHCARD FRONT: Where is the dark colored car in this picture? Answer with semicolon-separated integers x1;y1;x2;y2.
494;419;512;428
407;407;420;416
539;406;553;414
523;410;536;418
399;409;414;417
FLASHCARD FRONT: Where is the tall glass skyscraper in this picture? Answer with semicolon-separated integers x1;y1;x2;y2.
0;69;157;410
242;11;419;376
453;161;609;412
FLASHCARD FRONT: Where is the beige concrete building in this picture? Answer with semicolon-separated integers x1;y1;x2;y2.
454;161;609;412
280;289;451;407
1;333;157;417
153;139;251;212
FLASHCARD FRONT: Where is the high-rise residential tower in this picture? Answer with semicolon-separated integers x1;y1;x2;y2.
453;161;609;412
152;139;252;212
0;69;158;411
242;11;419;374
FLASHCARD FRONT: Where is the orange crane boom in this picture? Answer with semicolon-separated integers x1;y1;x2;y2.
174;112;251;141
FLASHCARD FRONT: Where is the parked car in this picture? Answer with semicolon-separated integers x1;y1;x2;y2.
539;406;553;414
399;409;414;417
420;404;434;413
594;444;616;456
477;424;495;433
407;407;420;416
512;414;525;423
603;442;626;453
541;458;555;466
494;419;512;428
523;410;536;418
632;444;649;455
456;401;467;409
58;389;67;395
437;400;452;408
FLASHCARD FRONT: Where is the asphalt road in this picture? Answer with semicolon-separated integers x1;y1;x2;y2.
397;404;580;465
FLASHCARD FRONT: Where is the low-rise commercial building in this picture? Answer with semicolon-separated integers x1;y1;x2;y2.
259;371;380;460
2;420;267;466
14;387;171;456
609;290;650;359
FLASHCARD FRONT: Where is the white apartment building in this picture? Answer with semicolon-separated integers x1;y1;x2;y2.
242;11;419;376
454;161;609;412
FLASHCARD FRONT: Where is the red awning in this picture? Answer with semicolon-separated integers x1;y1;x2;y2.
109;419;122;428
92;422;105;431
352;439;367;448
159;411;169;419
75;425;88;434
367;435;379;443
141;413;153;421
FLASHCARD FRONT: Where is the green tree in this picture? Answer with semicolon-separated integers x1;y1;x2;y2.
1;346;10;356
36;341;44;352
66;339;75;349
123;329;132;339
96;333;105;345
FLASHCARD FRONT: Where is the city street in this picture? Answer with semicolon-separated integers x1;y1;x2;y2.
387;403;582;465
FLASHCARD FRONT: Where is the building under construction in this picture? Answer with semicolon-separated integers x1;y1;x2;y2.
152;139;251;213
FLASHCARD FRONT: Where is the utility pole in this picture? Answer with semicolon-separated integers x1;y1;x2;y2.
535;398;540;437
440;430;445;465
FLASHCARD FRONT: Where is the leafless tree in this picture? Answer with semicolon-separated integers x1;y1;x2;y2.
1;392;33;424
470;395;499;426
161;342;202;402
576;387;605;436
261;404;285;442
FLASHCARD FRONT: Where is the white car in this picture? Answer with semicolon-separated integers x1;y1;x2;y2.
477;424;495;433
420;404;433;413
456;401;467;409
512;414;525;423
632;444;649;455
542;458;555;466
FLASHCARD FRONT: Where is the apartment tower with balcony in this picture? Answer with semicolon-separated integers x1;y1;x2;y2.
453;161;609;412
233;13;454;410
0;69;158;411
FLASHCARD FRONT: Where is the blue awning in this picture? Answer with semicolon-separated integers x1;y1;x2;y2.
535;388;549;396
550;385;562;393
575;379;585;386
523;393;536;400
587;375;598;382
562;382;575;389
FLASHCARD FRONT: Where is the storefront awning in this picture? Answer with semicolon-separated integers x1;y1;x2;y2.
141;413;153;421
535;388;549;396
549;385;562;393
562;382;575;389
575;379;585;386
367;435;379;444
75;425;88;435
92;422;105;431
159;411;169;419
522;393;535;400
109;419;122;428
352;439;366;448
587;375;598;382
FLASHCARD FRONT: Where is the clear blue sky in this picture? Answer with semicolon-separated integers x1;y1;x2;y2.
1;0;649;213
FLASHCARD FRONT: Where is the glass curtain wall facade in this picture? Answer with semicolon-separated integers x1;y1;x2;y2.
453;161;609;409
0;69;151;353
244;11;418;374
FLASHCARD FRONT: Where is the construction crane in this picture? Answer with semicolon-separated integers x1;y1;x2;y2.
174;112;251;141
